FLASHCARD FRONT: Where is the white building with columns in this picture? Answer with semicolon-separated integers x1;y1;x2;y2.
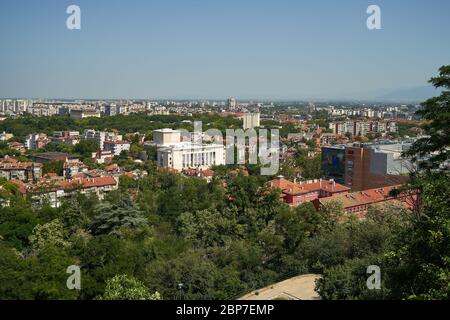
154;129;225;171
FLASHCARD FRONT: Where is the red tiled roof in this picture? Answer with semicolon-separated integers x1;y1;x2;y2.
269;178;350;196
1;158;18;163
8;142;24;147
103;140;130;145
13;176;117;194
59;176;117;189
63;162;87;169
10;180;27;194
317;185;405;208
105;164;121;171
183;169;216;177
0;161;42;169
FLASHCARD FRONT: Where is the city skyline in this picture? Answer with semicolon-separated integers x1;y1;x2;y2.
0;0;449;100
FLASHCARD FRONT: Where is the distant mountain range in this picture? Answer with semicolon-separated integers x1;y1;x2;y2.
375;85;442;102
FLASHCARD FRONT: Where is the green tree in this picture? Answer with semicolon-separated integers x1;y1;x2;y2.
178;208;243;248
29;219;69;253
88;198;147;236
384;172;450;299
28;245;79;300
406;65;450;167
101;274;161;300
316;255;384;300
42;160;64;176
74;139;100;158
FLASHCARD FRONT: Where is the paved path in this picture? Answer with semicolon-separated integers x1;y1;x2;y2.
238;274;321;300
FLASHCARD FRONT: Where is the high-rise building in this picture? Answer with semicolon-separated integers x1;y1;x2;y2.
105;105;117;116
243;112;260;129
227;97;237;111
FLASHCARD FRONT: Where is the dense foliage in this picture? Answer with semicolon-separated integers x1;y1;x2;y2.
0;165;405;300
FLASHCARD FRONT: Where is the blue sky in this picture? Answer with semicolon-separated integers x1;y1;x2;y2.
0;0;449;100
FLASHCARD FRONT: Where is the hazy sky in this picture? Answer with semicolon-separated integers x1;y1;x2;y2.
0;0;449;100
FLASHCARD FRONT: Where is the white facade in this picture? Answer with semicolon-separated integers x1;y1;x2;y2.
70;109;101;119
157;142;225;171
153;129;182;146
227;97;237;111
103;141;131;156
243;112;261;129
82;130;122;150
25;133;48;150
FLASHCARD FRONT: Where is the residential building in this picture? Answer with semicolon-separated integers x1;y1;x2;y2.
0;132;14;142
91;150;114;164
13;176;118;208
103;140;131;156
314;185;415;221
182;168;215;183
269;177;350;207
329;120;397;136
63;162;88;179
70;109;101;119
243;112;261;129
0;159;42;182
25;133;49;150
31;152;79;164
227;97;237;111
82;130;122;150
8;142;26;154
50;131;80;146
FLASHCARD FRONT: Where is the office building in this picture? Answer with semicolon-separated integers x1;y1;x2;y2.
321;146;346;185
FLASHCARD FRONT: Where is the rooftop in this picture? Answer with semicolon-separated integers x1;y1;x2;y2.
318;185;403;208
269;178;350;196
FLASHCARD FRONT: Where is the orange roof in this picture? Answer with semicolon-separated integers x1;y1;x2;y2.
59;176;117;189
121;172;136;178
45;173;58;177
1;158;18;163
10;180;27;193
8;142;24;147
14;176;117;194
104;140;130;145
318;185;404;208
183;169;215;177
63;162;87;169
269;178;350;196
0;161;42;169
105;164;121;171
